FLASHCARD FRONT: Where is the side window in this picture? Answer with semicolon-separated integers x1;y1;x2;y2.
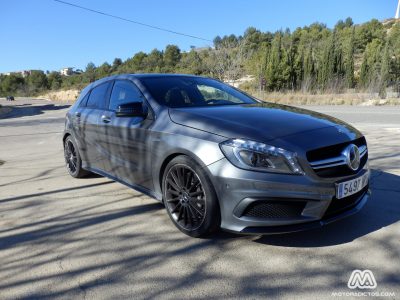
86;82;110;109
79;91;90;107
109;80;143;111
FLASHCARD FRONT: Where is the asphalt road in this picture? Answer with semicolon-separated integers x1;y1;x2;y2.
0;99;399;299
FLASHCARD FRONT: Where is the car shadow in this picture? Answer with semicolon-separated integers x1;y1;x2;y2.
253;169;400;247
83;173;104;179
1;104;71;119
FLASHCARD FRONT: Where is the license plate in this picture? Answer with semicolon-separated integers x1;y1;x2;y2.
336;172;369;199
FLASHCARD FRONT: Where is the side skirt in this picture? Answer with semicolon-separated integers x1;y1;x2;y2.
84;165;163;202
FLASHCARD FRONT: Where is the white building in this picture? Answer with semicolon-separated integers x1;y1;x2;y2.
60;67;74;76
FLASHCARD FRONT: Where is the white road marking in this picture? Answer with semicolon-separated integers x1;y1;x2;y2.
384;127;400;133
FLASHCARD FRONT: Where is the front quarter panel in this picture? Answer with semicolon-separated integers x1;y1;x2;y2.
151;109;226;198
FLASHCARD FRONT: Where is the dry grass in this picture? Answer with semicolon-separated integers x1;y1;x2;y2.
37;87;400;106
250;91;400;106
38;89;80;102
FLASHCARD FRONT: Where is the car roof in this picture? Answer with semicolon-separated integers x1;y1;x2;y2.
93;73;209;84
130;73;206;79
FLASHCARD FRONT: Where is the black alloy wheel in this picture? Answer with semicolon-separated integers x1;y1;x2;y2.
163;156;220;237
64;136;88;178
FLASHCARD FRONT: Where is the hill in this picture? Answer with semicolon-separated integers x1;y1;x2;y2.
1;17;399;102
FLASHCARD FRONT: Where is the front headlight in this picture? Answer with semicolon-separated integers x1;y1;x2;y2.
219;139;304;175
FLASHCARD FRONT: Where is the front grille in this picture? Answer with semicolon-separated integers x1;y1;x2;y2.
313;153;368;178
242;200;306;219
307;137;367;178
324;185;368;218
307;137;366;162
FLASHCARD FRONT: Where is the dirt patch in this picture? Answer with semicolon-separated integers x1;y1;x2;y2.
0;160;5;166
38;89;80;102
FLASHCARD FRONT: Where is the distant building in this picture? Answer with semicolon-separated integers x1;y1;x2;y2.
60;67;74;76
18;70;31;77
192;46;211;52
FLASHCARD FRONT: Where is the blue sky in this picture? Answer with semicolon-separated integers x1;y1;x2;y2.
0;0;397;73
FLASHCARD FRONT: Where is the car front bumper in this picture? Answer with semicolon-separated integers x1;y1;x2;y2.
206;158;370;234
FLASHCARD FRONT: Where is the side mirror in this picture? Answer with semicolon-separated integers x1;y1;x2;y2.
115;102;147;118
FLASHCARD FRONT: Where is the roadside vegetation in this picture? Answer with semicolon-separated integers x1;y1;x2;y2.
1;17;399;104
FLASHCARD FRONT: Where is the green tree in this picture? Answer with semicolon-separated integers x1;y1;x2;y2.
318;29;345;91
112;58;122;70
379;40;390;98
84;62;96;83
359;39;382;90
388;23;400;96
163;45;181;71
178;50;203;75
286;32;300;90
143;49;164;72
319;31;336;90
131;52;148;72
344;27;355;88
0;74;24;96
213;36;222;49
96;62;111;78
355;19;384;53
27;70;48;93
303;45;316;91
265;33;283;90
47;71;62;90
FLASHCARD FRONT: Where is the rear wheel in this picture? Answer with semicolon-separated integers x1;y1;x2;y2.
162;155;220;237
64;136;89;178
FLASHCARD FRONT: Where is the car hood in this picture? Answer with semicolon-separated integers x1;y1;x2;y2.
168;103;361;150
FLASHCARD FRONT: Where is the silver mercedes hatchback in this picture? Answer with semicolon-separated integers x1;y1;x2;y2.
63;74;370;237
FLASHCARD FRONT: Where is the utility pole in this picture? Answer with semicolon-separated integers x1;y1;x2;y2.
396;0;400;19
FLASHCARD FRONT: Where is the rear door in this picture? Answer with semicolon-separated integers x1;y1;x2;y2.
97;79;154;189
75;81;112;172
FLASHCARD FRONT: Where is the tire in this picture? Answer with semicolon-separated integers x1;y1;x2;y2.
162;155;220;237
64;136;89;178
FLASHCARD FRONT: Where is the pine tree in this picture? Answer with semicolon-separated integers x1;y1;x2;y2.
359;39;383;91
345;27;355;88
379;40;390;99
359;53;369;88
265;33;282;90
287;36;298;90
319;31;336;90
303;45;316;91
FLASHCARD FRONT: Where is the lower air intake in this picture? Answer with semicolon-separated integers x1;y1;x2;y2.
242;201;307;219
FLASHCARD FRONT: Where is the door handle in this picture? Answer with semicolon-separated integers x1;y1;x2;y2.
101;115;111;123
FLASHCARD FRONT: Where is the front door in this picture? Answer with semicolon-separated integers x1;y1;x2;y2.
98;80;154;190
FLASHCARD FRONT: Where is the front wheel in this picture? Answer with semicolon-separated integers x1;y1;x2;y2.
162;155;220;237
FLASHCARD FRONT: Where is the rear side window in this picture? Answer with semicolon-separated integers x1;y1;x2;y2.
109;80;144;111
79;91;90;107
86;82;110;109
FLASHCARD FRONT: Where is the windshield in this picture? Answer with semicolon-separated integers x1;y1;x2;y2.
140;76;257;108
